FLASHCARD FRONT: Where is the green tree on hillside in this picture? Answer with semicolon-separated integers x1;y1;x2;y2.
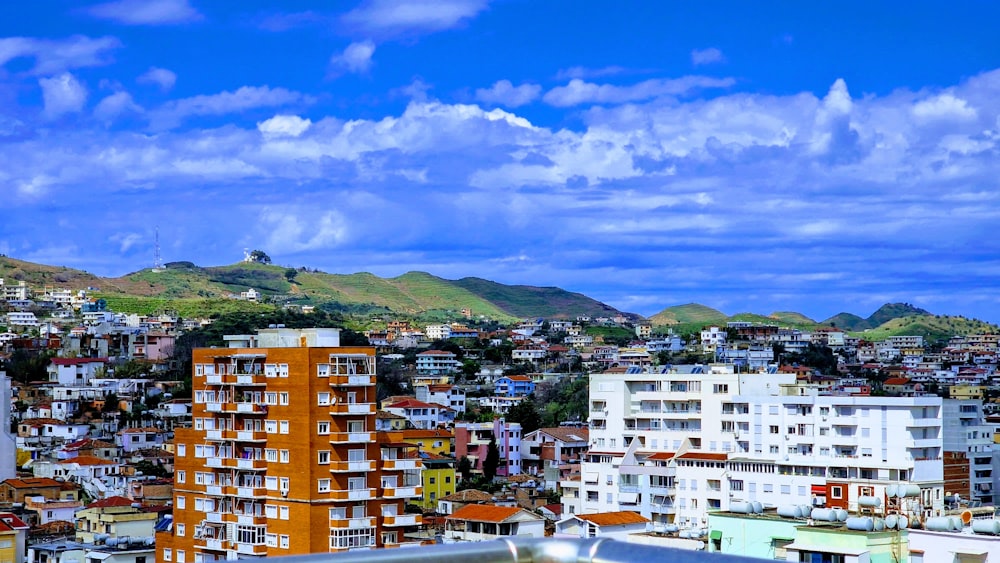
483;438;500;481
248;250;271;264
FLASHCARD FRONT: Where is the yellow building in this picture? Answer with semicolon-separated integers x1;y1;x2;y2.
950;385;985;400
156;328;424;563
75;496;159;543
0;512;29;563
399;428;454;456
417;452;456;510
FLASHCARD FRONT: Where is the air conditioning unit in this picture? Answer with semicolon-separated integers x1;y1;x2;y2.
280;490;288;497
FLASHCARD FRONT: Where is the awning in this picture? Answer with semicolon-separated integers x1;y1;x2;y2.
811;484;826;495
619;492;638;504
584;472;598;483
709;530;722;541
783;543;868;556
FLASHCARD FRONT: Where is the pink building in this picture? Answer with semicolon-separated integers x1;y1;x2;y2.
454;419;522;478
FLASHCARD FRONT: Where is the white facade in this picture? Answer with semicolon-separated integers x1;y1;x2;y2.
942;399;994;503
425;324;452;340
0;374;16;481
6;311;39;326
570;365;945;530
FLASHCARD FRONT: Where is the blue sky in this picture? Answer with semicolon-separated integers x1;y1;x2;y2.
3;1;1000;322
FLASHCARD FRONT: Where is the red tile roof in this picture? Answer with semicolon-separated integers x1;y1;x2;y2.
576;511;649;526
50;357;109;365
447;504;524;523
1;477;62;489
387;399;440;409
85;496;134;509
676;452;728;461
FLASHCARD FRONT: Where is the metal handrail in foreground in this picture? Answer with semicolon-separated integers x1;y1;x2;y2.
276;537;764;563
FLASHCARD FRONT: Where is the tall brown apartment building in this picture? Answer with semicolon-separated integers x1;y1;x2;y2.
156;328;423;563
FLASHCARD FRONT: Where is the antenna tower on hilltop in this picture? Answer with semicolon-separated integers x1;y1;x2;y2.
153;227;165;272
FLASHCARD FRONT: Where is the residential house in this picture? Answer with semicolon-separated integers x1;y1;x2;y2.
0;478;71;504
47;358;109;386
520;426;589;489
415;350;460;375
0;512;29;563
24;496;83;525
375;410;408;431
494;375;535;397
417;452;456;509
399;428;454;456
415;383;466;413
117;427;166;453
436;489;493;515
74;496;158;543
554;511;649;540
383;398;449;430
454;420;522;478
443;504;545;541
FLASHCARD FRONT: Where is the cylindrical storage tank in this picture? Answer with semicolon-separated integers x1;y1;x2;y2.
751;501;763;514
898;515;909;529
846;517;874;531
886;484;898;498
873;517;885;531
800;505;814;518
811;508;837;522
679;530;691;539
834;508;849;522
664;524;679;533
778;505;802;518
924;517;953;532
971;520;1000;535
859;495;882;508
730;501;752;514
885;515;898;529
901;485;921;498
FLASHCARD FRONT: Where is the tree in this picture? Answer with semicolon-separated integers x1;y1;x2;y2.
457;456;473;481
284;268;298;282
506;395;541;434
248;249;271;264
483;438;501;482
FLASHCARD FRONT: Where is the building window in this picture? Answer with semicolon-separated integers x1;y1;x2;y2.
318;451;330;464
280;535;290;549
317;421;330;434
266;534;278;548
265;477;278;490
280;449;290;463
163;549;172;561
176;523;185;537
280;505;289;520
266;420;278;433
265;392;278;405
266;449;278;462
176;550;185;563
177;470;186;483
176;496;185;509
831;486;843;499
279;392;289;405
280;477;290;491
265;505;278;518
279;420;289;434
177;444;186;457
429;477;436;484
318;392;331;406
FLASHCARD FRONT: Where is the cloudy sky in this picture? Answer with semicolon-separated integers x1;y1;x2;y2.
2;1;1000;321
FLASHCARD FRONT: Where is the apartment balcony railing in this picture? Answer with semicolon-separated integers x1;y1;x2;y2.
328;488;376;501
233;542;267;556
330;460;376;473
381;458;420;471
330;402;376;415
205;429;237;441
268;537;762;563
381;514;421;527
329;374;375;387
234;485;267;499
329;516;376;529
330;431;375;444
382;485;421;499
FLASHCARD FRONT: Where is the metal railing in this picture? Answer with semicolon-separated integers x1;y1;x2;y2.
273;537;763;563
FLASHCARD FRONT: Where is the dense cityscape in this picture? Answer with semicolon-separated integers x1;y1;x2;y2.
2;270;1000;562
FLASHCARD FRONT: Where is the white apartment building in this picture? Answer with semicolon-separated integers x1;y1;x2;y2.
425;324;452;340
700;327;726;352
564;364;945;530
6;312;39;327
942;399;994;504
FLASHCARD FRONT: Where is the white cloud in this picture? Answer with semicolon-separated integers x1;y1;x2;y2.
257;115;312;138
691;47;725;66
39;73;88;119
137;67;177;91
474;80;541;107
259;207;349;253
543;76;735;107
0;35;120;75
109;232;142;253
554;66;628;80
329;41;376;76
94;91;143;123
87;0;202;25
151;86;312;128
342;0;488;36
912;93;977;121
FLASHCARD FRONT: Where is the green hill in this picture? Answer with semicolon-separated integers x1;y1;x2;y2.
856;315;999;342
821;312;868;330
822;302;932;331
649;303;727;326
1;257;620;323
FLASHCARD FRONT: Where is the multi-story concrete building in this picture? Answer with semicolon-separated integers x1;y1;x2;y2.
565;364;945;530
942;399;993;503
415;350;459;376
156;328;423;563
454;420;522;478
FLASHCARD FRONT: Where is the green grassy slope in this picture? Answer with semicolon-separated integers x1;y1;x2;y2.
649;303;727;326
451;277;619;319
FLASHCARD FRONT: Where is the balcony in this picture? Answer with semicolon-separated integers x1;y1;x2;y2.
381;458;420;471
205;402;225;413
200;538;226;551
234;373;266;386
232;402;268;415
205;429;237;441
382;514;421;527
330;460;375;473
330;402;376;415
234;485;267;499
236;430;268;442
382;485;421;499
235;458;268;471
330;488;375;501
235;513;268;526
330;432;375;444
329;516;376;529
206;457;226;469
329;374;375;387
233;542;267;556
206;374;225;385
205;511;227;523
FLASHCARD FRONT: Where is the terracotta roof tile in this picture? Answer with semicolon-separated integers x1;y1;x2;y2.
576;511;649;526
447;504;524;523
